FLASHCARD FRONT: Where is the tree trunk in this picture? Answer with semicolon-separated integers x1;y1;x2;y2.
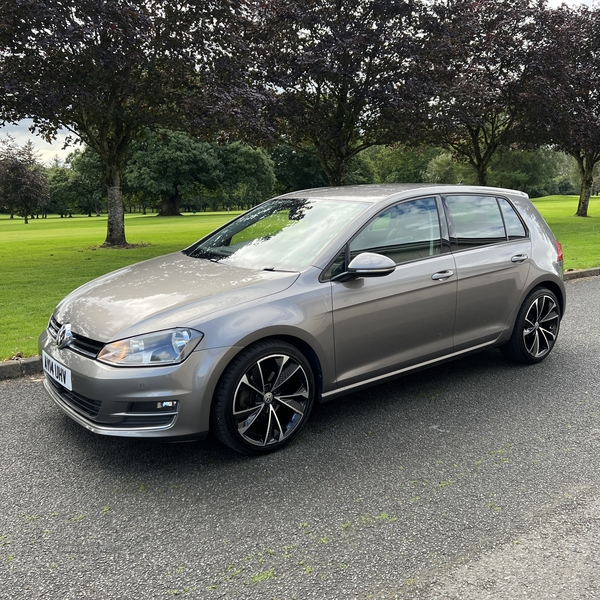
576;176;593;217
320;155;347;187
103;167;128;246
157;191;183;216
575;153;596;217
476;166;487;186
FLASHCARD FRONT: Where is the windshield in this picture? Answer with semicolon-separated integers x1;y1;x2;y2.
185;198;370;271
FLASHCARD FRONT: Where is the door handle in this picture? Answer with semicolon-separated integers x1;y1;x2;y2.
431;270;454;281
511;254;528;263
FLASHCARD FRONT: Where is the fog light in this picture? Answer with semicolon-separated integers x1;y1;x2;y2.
156;401;177;411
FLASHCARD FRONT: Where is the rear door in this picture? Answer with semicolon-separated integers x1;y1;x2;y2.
444;194;531;350
331;196;457;388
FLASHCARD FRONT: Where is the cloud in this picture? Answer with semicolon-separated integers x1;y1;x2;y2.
0;120;79;165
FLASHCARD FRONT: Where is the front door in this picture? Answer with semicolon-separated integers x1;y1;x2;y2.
331;196;457;389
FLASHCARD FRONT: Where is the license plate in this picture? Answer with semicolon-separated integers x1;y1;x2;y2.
42;351;72;391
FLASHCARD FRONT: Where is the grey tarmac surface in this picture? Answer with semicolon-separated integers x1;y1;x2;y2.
1;276;599;599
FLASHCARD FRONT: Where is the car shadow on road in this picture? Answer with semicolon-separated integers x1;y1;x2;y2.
48;345;562;483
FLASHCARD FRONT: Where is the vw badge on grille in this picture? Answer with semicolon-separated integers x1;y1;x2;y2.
56;323;73;350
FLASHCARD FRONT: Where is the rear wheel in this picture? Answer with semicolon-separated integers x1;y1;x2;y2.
212;339;315;455
501;287;561;364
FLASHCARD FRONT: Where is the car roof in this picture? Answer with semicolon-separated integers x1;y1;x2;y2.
277;183;529;204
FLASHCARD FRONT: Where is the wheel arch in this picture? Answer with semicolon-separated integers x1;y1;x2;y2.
500;282;562;364
271;334;324;400
527;279;566;318
214;333;325;401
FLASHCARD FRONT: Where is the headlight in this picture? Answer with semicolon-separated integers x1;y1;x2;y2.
97;328;203;367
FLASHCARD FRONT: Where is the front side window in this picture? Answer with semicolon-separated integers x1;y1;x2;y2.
445;195;507;250
349;197;442;264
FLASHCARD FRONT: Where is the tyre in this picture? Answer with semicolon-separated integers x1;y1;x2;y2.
212;339;315;455
501;287;561;364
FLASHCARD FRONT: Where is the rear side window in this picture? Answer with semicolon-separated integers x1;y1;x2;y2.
498;197;527;239
445;195;527;250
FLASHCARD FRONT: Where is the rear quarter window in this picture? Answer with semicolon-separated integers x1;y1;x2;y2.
498;197;528;239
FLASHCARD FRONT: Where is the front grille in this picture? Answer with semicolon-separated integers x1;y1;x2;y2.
48;316;104;358
48;377;102;418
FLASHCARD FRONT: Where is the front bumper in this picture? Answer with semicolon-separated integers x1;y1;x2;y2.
39;329;232;439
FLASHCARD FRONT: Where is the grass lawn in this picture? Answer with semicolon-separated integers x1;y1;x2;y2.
531;195;600;271
1;194;599;360
0;211;241;359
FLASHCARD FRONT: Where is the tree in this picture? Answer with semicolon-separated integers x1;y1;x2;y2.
46;164;78;217
0;139;48;223
125;130;221;216
47;148;106;217
269;145;328;195
216;143;276;209
488;147;570;198
424;0;541;185
126;133;275;213
68;149;107;216
0;0;250;244
366;145;443;184
423;152;475;185
522;5;600;216
259;0;428;186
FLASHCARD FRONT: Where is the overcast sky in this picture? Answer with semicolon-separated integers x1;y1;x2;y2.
1;120;76;165
1;0;597;165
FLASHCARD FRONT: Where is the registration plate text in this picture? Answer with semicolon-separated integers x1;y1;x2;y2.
43;351;72;391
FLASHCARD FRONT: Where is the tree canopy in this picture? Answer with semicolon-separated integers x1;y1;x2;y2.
523;4;600;216
0;139;48;223
423;0;541;186
259;0;429;186
125;131;220;216
1;0;599;220
0;0;251;244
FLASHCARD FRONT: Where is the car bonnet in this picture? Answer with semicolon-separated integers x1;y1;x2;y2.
53;252;299;342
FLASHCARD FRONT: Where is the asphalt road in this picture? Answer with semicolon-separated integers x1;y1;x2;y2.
1;277;599;600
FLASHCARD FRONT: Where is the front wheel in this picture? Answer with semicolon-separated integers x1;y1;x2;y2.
212;339;315;455
501;287;561;364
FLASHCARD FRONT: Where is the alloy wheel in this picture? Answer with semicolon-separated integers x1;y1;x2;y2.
522;294;560;359
232;353;311;448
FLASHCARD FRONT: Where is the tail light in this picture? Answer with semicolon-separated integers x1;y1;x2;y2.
556;241;563;262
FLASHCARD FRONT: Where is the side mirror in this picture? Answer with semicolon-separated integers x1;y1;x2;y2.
348;252;396;276
346;252;396;278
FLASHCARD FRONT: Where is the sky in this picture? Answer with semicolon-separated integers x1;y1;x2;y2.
0;0;596;165
0;120;76;165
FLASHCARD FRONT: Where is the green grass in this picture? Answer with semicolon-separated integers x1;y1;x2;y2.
1;195;599;359
531;195;600;271
0;211;241;359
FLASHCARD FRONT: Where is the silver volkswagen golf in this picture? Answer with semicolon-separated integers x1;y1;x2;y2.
39;184;565;454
